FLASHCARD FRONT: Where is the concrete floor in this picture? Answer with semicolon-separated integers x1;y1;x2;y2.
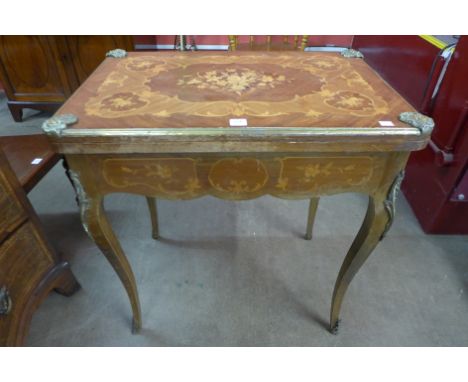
1;92;468;346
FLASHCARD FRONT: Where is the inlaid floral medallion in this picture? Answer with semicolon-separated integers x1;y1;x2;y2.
177;67;287;96
100;92;148;112
208;158;268;196
146;63;323;102
325;91;375;112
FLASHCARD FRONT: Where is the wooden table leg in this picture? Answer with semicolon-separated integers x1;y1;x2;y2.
329;167;406;334
305;197;319;240
146;197;159;240
64;153;407;335
329;194;390;334
82;195;142;333
68;163;142;333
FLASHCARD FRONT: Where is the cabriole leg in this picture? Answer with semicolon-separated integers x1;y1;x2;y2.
305;197;319;240
330;169;405;333
85;195;142;333
146;197;159;240
329;195;389;334
70;176;142;333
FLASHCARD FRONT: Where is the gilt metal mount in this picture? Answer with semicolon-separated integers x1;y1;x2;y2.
399;112;435;135
340;48;364;58
381;170;405;241
0;286;12;316
106;49;128;58
68;170;90;235
330;319;341;335
41;114;78;136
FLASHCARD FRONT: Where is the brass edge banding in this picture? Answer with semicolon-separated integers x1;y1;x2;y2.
106;48;128;58
398;112;435;135
340;48;364;58
60;127;421;138
41;114;78;136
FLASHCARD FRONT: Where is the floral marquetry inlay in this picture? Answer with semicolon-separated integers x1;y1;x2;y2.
325;91;375;112
177;68;288;96
145;62;323;103
103;158;201;198
101;92;148;112
60;51;416;129
275;157;374;194
100;155;381;201
208;158;268;197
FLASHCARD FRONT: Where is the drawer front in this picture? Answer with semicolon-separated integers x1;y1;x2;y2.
0;222;54;345
0;171;27;242
99;154;384;200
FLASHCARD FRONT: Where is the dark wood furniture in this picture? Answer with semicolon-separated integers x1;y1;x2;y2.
0;36;134;122
0;134;60;194
0;135;80;346
43;50;434;335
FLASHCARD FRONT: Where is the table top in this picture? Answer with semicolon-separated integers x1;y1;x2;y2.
48;51;432;154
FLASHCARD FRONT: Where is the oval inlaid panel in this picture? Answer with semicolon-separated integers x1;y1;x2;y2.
146;63;324;102
208;158;268;195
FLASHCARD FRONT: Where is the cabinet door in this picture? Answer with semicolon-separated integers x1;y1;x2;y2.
65;36;134;84
0;36;76;102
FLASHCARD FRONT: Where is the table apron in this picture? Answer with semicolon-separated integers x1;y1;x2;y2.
66;152;408;200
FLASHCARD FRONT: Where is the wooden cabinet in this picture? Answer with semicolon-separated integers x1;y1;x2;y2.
0;149;80;346
64;36;133;84
0;35;134;122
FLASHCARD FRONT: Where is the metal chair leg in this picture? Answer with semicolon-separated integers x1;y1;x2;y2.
146;197;159;240
305;197;319;240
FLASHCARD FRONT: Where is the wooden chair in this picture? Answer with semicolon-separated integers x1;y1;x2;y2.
228;35;309;51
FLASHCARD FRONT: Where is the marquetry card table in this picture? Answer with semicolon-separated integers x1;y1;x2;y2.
41;49;434;335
